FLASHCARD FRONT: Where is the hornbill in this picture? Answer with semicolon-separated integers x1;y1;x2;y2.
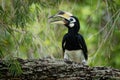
49;11;88;64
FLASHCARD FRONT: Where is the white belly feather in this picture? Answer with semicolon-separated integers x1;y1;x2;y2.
64;49;87;64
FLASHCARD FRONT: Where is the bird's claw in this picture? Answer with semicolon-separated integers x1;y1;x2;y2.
64;58;73;64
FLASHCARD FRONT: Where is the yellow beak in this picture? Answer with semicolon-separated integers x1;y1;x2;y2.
49;11;73;24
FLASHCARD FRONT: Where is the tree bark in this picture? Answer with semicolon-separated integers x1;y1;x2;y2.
0;58;120;80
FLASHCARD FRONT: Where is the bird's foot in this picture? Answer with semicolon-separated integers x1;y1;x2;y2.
82;60;87;65
64;58;73;64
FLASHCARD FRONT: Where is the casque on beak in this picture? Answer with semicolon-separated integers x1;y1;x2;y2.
48;11;73;24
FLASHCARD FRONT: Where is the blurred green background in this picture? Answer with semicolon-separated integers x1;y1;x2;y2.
0;0;120;69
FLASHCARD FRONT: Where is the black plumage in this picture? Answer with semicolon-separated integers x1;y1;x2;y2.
62;16;88;60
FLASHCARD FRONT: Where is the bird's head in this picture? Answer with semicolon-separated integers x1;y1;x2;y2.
49;11;80;32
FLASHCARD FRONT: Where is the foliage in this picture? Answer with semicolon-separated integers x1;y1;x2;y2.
0;0;120;75
7;59;22;76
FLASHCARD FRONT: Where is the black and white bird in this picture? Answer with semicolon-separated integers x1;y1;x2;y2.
49;11;88;64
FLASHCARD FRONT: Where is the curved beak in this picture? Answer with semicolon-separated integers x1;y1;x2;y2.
48;11;72;24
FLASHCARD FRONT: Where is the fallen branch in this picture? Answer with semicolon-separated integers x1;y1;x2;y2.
0;58;120;80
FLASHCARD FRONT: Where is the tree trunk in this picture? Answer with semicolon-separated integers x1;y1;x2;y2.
0;58;120;80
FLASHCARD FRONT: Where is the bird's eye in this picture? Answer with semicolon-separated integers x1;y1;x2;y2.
69;17;76;22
